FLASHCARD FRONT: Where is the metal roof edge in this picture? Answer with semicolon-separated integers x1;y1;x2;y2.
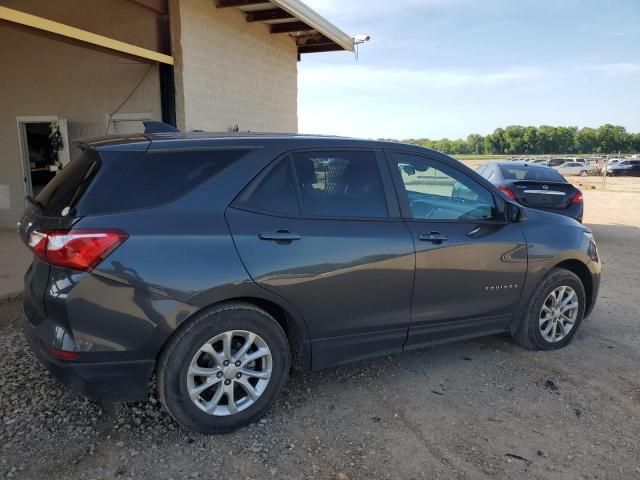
270;0;354;52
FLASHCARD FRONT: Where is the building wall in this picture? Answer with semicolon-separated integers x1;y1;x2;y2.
0;0;163;228
170;0;298;133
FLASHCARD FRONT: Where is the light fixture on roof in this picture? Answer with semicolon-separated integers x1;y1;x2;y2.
352;35;370;60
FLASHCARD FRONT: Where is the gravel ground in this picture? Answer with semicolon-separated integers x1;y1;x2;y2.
1;186;639;480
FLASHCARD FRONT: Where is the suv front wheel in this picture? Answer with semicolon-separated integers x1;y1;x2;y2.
157;303;290;434
513;268;586;350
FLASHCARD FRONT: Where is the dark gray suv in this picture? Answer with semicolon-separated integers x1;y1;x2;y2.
19;131;601;434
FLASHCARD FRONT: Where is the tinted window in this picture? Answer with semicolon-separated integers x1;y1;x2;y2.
236;159;299;215
93;149;249;213
35;150;101;217
392;153;495;221
291;151;388;218
499;165;565;182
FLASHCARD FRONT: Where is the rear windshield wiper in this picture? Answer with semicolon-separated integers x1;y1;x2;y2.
26;195;43;210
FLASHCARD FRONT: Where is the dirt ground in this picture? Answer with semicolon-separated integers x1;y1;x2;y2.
1;176;639;480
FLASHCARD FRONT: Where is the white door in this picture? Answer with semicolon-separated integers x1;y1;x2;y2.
17;116;70;199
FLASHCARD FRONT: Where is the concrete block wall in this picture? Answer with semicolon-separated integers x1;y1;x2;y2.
170;0;299;133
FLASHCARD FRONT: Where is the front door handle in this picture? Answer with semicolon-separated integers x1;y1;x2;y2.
418;232;449;243
258;230;301;244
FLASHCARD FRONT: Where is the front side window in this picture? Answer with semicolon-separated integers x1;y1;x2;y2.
391;153;496;221
291;151;388;218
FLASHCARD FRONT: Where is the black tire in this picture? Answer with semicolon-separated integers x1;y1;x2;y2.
513;268;586;350
157;302;290;434
579;170;588;177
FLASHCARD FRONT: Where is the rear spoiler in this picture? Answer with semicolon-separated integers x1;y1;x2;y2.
143;121;180;134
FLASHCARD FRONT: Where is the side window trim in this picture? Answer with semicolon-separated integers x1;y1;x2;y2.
232;148;401;221
383;149;501;223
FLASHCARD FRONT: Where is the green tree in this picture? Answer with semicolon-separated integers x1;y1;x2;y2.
522;126;538;153
466;133;484;154
503;125;526;154
596;124;629;153
484;128;506;154
575;127;598;153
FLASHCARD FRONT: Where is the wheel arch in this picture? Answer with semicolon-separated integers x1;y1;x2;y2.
156;296;312;373
552;259;593;313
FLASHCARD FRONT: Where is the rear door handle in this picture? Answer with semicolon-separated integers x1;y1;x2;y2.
258;230;301;243
418;232;449;243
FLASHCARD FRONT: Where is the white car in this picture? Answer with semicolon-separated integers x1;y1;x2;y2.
554;162;589;176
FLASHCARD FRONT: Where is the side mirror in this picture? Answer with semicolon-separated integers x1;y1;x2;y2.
402;165;416;176
504;202;521;222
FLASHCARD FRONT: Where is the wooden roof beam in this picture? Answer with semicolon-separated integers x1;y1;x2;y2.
216;0;270;8
246;8;294;22
270;21;314;33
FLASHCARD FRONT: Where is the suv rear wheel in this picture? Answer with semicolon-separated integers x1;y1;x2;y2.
513;268;586;350
157;303;290;434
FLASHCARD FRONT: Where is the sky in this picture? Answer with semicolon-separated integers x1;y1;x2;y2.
298;0;640;139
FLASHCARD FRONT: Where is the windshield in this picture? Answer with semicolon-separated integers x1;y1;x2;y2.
499;165;566;182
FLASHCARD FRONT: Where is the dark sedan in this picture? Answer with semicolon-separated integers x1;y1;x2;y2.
476;162;583;222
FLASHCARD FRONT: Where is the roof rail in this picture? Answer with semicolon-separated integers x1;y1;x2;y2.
143;121;180;134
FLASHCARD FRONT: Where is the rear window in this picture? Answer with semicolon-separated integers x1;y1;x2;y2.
35;150;101;217
499;165;565;182
92;149;250;214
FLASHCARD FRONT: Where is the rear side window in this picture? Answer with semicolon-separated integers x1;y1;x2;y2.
93;149;250;214
235;159;300;215
291;151;388;218
35;150;101;217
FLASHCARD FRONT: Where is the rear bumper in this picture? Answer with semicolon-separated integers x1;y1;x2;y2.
23;313;153;402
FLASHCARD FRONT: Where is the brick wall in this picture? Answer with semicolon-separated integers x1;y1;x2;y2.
170;0;299;133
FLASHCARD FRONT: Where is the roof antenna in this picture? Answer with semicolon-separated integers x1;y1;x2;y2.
232;124;239;133
352;35;370;60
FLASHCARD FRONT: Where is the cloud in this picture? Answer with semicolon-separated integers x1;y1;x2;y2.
299;65;540;92
579;63;640;77
303;0;469;20
299;63;640;95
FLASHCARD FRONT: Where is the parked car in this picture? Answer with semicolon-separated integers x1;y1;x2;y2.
545;158;572;167
19;129;600;434
476;162;584;222
606;159;640;176
554;162;589;177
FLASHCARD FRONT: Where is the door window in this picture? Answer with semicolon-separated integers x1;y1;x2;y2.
291;151;388;218
391;153;496;221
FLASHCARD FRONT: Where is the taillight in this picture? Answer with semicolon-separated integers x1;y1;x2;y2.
27;229;127;271
27;230;48;260
571;192;583;204
42;342;80;360
497;185;516;200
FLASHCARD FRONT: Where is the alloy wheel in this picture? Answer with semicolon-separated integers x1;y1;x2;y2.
187;330;272;416
539;286;579;342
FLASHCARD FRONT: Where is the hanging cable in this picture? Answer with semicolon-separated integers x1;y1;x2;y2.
105;64;153;134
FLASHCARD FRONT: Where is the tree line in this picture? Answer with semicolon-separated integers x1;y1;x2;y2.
384;124;640;155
